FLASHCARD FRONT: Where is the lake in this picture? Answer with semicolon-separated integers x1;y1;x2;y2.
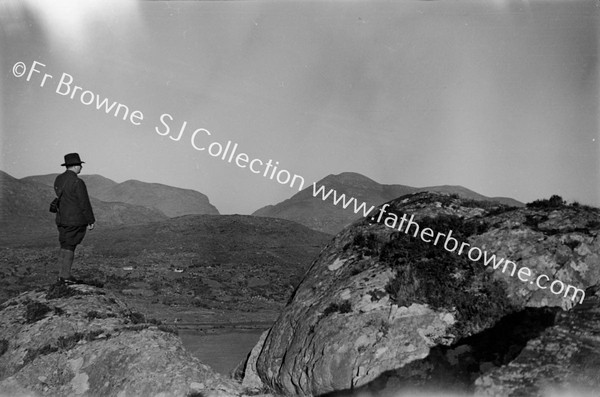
179;328;266;375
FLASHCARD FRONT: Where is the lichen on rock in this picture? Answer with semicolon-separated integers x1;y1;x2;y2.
0;283;242;397
251;192;600;396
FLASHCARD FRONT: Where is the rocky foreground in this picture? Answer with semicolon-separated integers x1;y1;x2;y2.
0;283;246;397
242;193;600;396
2;192;600;397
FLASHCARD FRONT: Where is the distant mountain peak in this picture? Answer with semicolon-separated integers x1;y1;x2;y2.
253;172;523;234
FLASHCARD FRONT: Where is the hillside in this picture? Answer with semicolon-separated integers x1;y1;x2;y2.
0;171;168;243
22;173;220;217
252;172;523;234
95;179;219;217
22;173;119;198
0;214;332;320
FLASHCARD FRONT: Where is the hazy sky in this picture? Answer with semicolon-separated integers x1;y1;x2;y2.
1;0;598;214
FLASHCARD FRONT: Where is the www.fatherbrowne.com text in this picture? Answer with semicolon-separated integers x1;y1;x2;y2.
14;59;586;305
311;182;586;305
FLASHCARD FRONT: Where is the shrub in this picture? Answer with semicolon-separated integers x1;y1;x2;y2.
86;310;102;320
379;213;512;332
46;282;80;300
25;301;52;323
486;205;519;216
352;233;378;253
587;219;600;229
524;214;549;228
323;300;352;317
128;311;145;324
526;195;566;209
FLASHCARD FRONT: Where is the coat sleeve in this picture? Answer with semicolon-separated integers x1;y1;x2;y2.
75;179;96;225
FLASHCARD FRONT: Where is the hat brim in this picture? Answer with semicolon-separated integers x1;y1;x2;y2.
61;161;85;166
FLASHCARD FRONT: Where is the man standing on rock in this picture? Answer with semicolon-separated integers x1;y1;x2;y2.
53;153;95;283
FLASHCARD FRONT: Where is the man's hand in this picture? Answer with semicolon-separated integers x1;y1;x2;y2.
88;223;95;230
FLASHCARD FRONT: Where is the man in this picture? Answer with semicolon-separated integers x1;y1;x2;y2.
53;153;95;283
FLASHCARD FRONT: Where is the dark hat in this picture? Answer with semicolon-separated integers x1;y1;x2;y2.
61;153;85;167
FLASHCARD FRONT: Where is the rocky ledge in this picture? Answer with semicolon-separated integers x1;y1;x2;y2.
0;282;243;397
243;193;600;396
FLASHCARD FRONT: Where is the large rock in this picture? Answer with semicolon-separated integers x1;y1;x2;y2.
241;330;270;390
0;283;242;396
253;192;600;395
474;295;600;397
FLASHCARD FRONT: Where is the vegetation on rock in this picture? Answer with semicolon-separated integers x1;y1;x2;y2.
253;192;600;396
378;213;510;334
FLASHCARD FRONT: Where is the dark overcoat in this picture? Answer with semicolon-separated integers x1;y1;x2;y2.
53;170;95;226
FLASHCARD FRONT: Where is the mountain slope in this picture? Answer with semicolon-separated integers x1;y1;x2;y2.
22;173;118;198
95;179;219;217
22;174;220;217
0;171;168;243
252;172;523;234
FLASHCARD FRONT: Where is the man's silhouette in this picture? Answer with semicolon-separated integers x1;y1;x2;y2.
53;153;95;283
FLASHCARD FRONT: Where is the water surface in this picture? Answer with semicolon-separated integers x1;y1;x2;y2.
179;329;266;375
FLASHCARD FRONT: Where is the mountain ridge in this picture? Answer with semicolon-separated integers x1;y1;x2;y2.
252;171;524;234
20;172;219;217
0;171;168;242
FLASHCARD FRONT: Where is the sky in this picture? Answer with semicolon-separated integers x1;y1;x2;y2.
1;0;598;215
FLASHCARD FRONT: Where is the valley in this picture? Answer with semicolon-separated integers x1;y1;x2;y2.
0;214;332;328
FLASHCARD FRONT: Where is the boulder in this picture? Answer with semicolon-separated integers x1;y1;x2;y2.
253;192;600;395
242;330;270;390
474;294;600;397
0;283;242;396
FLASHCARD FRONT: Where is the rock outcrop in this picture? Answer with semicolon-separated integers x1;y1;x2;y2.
250;192;600;396
474;296;600;397
0;283;242;396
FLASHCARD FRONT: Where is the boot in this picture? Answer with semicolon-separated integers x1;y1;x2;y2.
58;248;75;281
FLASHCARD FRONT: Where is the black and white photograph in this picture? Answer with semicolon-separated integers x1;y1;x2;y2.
0;0;599;396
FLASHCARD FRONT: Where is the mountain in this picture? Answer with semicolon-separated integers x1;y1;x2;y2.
245;192;600;396
0;171;168;243
94;179;219;217
23;174;219;217
252;172;523;234
22;173;118;198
